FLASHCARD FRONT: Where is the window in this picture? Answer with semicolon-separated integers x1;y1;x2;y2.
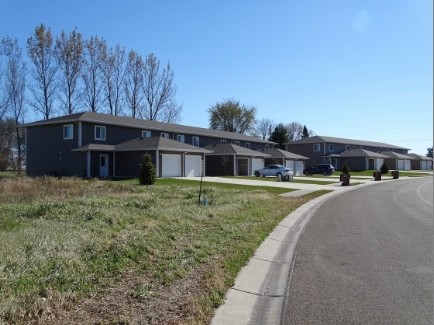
221;139;226;144
177;134;185;143
245;142;250;149
329;144;334;151
161;133;169;138
353;146;357;150
346;145;350;150
235;141;240;146
313;143;320;152
192;136;199;147
63;124;73;140
95;125;106;140
142;130;151;138
265;144;269;149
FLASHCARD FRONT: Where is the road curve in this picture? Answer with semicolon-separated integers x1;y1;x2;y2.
283;177;433;325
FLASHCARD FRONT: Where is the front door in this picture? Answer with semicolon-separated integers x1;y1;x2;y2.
99;154;109;177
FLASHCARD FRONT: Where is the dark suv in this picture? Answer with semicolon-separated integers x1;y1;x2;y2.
303;164;335;176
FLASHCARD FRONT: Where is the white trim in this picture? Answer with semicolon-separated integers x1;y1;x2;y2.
113;152;116;177
95;125;106;140
142;130;151;137
192;136;200;147
63;124;73;140
156;150;160;177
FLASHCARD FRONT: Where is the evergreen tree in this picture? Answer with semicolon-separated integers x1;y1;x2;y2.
301;125;309;139
139;153;156;185
269;123;289;150
380;163;389;174
427;146;433;158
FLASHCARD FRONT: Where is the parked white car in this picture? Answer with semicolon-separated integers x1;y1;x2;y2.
254;164;293;179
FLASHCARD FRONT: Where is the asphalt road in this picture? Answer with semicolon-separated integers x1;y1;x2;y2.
282;177;433;325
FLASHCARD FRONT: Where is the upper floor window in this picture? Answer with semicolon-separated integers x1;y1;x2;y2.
353;146;357;150
346;145;350;150
177;134;185;143
329;144;334;151
142;130;151;138
265;144;269;149
63;124;73;140
192;136;199;147
313;143;320;152
234;141;240;146
245;142;250;149
161;132;169;138
95;125;106;140
221;139;226;144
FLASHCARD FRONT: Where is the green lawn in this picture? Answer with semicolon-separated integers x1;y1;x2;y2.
0;176;329;324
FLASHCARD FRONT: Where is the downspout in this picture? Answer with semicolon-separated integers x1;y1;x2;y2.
233;154;236;176
113;152;116;177
87;151;91;178
182;152;186;177
78;122;82;147
156;149;160;177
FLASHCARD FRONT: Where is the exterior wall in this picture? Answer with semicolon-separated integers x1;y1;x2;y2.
265;158;284;165
285;143;325;166
384;158;397;170
339;157;367;171
26;124;87;177
205;155;235;176
115;151;156;177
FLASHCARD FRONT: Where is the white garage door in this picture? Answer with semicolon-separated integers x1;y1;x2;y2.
162;154;181;177
285;160;295;171
404;160;411;171
185;155;202;177
421;161;427;170
397;160;405;170
251;158;263;175
295;161;304;176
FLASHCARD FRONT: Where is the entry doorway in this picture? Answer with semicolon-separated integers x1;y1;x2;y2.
99;154;109;177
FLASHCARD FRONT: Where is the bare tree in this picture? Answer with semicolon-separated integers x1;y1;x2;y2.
1;37;26;174
286;121;304;141
26;24;57;120
82;36;104;112
0;59;7;120
124;50;143;118
100;43;126;115
255;118;275;140
142;53;182;123
55;28;84;114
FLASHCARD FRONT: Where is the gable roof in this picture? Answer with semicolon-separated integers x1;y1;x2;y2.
381;151;414;159
115;137;212;153
73;136;212;153
338;149;389;158
255;147;309;160
25;112;274;145
407;153;433;161
203;144;270;157
287;135;409;150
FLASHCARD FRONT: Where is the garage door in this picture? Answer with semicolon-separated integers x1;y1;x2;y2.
251;158;263;175
404;160;411;171
185;155;202;177
397;160;405;170
162;154;181;177
295;161;304;176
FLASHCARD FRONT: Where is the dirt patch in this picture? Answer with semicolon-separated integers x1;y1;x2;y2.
37;267;211;325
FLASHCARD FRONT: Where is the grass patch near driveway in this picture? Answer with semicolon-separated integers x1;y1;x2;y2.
0;177;326;324
227;175;336;185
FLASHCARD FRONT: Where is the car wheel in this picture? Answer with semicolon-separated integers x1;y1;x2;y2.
276;172;282;180
254;171;260;177
323;172;328;176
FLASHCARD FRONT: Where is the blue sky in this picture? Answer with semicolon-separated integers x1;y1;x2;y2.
0;0;432;154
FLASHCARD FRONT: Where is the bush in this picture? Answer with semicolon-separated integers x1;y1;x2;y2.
380;163;389;174
139;154;156;185
341;162;350;174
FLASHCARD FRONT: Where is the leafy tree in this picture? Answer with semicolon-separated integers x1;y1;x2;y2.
55;28;84;114
269;123;289;149
1;37;26;174
208;99;256;134
100;43;126;116
82;36;104;112
26;24;58;120
341;161;350;174
427;147;433;158
142;53;182;123
124;50;144;118
255;118;275;140
139;153;156;185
